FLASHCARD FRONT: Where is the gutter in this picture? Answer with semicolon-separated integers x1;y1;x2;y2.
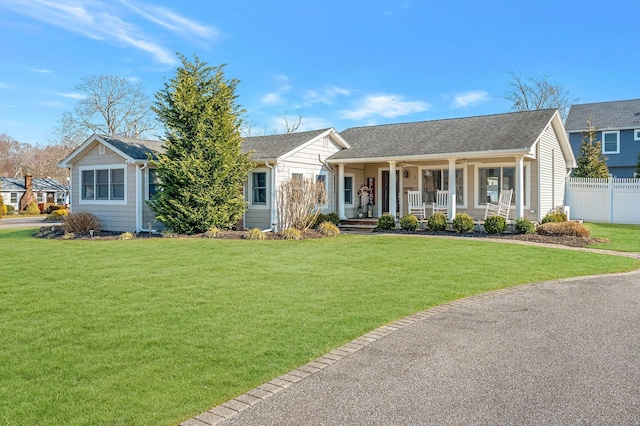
264;161;277;232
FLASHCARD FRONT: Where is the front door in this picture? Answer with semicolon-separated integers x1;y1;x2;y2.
382;170;400;214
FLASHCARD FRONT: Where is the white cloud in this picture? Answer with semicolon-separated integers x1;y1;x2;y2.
0;82;11;89
262;92;282;105
341;94;429;120
37;100;66;108
303;86;350;106
54;91;85;100
0;0;211;65
452;91;490;108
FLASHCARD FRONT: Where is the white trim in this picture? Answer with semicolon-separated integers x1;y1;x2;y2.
473;162;530;210
417;165;468;209
248;168;270;210
278;128;350;160
602;130;620;154
316;171;330;211
634;129;640;141
77;164;128;205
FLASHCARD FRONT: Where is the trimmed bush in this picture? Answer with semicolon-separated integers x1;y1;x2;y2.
309;212;340;228
377;214;396;230
451;213;474;233
541;211;568;224
281;228;302;240
484;215;506;234
399;214;419;231
0;197;6;216
162;230;178;238
317;221;341;237
5;205;15;215
119;232;136;240
63;212;102;234
204;227;221;238
46;204;66;213
62;232;75;240
26;201;40;215
515;217;535;234
46;209;67;221
244;228;266;240
427;213;447;231
537;221;590;237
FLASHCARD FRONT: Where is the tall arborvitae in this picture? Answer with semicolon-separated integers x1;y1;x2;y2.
150;54;253;234
573;119;609;178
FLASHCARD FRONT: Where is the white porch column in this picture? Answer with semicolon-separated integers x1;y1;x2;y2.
337;163;346;219
389;161;397;218
448;158;457;218
515;155;524;219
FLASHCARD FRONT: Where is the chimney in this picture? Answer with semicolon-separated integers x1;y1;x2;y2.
19;174;37;211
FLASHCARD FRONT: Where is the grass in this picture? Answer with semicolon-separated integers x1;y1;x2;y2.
0;228;638;425
585;223;640;252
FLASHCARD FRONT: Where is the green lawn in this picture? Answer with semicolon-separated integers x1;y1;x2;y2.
585;222;640;252
1;228;638;425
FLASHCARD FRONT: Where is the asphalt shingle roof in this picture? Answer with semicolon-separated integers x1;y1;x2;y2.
565;99;640;132
241;128;330;159
100;136;165;160
0;177;68;192
329;109;556;160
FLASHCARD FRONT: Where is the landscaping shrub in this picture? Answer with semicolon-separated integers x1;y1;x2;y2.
537;221;590;237
451;213;474;233
399;214;419;231
25;201;40;215
0;199;6;216
309;212;340;228
244;228;266;240
46;209;67;221
119;232;136;240
204;227;221;238
62;232;75;240
162;230;178;238
377;214;396;230
515;217;535;234
541;210;567;224
281;228;302;240
484;215;506;234
63;212;102;234
317;221;341;237
46;204;66;213
427;213;447;231
5;205;15;215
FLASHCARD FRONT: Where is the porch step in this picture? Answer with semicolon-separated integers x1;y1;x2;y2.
339;218;378;233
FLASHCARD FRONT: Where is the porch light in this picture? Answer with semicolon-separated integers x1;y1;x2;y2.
366;201;373;218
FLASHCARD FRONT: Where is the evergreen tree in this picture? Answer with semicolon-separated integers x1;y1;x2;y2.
636;152;640;178
150;54;253;234
573;120;609;178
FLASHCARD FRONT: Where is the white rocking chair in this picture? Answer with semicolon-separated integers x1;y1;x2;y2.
432;190;449;216
484;189;513;220
407;191;426;221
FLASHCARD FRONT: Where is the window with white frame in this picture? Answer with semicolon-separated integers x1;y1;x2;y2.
251;171;267;205
635;129;640;141
291;172;304;181
316;173;327;204
148;169;159;200
602;131;620;154
478;166;523;204
422;168;464;205
56;193;66;205
81;167;125;201
10;193;17;204
344;175;354;205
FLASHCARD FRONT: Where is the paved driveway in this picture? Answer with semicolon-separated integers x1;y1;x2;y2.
202;270;640;426
0;216;59;229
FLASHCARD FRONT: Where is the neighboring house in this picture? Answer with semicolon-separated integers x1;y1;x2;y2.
0;175;69;212
59;109;574;232
565;99;640;177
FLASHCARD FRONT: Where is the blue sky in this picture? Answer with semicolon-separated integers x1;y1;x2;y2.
1;0;639;145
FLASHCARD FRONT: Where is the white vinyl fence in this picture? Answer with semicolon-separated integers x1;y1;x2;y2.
566;177;640;224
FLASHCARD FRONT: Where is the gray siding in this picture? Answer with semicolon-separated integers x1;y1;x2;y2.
539;126;568;220
569;129;639;178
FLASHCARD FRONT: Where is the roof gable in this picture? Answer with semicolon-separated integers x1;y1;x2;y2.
59;134;164;167
565;99;640;132
329;109;559;161
241;128;348;160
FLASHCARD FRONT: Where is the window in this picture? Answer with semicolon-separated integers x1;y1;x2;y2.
344;175;353;204
252;172;267;205
291;173;304;181
80;167;126;202
422;168;464;205
316;174;327;204
10;193;17;204
36;192;45;203
635;129;640;141
478;167;516;204
148;169;159;199
603;131;619;154
56;193;66;205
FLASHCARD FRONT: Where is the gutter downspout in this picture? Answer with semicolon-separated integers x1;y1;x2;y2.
136;163;148;233
319;154;335;212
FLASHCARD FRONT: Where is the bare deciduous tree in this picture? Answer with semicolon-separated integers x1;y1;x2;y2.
277;177;327;231
0;133;71;182
504;70;576;120
55;75;156;146
281;113;303;133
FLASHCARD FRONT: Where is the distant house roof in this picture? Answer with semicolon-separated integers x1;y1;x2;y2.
0;177;68;192
565;99;640;132
329;109;559;161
